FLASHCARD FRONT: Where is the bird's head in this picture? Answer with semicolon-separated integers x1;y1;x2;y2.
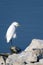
13;22;20;27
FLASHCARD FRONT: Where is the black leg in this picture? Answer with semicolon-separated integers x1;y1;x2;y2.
10;39;12;47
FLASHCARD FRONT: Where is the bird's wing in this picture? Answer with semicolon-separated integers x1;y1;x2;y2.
6;25;15;43
13;33;16;38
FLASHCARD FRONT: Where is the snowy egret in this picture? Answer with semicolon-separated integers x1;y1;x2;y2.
6;22;20;46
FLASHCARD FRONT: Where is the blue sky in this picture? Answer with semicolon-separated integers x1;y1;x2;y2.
0;0;43;52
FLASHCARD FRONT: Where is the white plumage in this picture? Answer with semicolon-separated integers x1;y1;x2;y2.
6;22;20;43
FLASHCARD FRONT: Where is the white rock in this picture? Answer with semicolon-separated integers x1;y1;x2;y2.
0;56;5;65
39;59;43;63
13;58;25;65
30;48;41;57
6;54;25;65
19;51;37;63
6;54;19;64
25;39;43;51
6;39;43;65
6;49;42;64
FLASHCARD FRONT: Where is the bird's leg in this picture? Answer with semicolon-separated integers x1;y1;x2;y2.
11;39;12;47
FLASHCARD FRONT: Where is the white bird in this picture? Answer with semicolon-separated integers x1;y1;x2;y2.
6;22;20;43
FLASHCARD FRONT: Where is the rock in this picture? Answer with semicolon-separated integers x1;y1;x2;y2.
6;39;43;65
19;51;37;63
24;39;43;62
29;48;41;62
6;54;21;65
13;59;26;65
32;48;41;56
27;52;37;63
6;54;26;65
10;50;37;64
13;62;25;65
39;59;43;63
0;56;5;65
34;62;43;65
25;39;43;51
41;49;43;54
10;46;21;53
25;48;43;62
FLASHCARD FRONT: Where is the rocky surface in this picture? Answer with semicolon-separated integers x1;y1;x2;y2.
0;39;43;65
25;39;43;51
39;59;43;63
0;56;5;65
